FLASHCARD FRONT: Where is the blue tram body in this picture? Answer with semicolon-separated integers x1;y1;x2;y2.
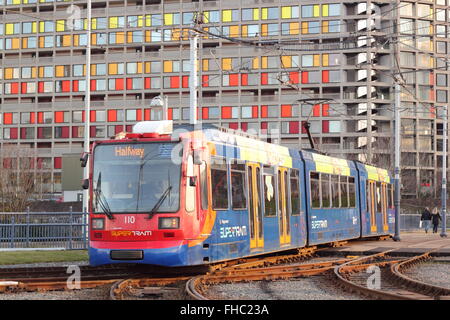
88;124;394;267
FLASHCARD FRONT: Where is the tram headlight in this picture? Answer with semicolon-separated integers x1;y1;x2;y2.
92;218;105;230
159;217;180;229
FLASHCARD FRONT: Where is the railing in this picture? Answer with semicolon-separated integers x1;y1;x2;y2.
0;210;87;250
400;214;450;231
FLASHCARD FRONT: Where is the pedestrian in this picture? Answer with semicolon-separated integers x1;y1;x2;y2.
421;207;432;233
431;207;442;234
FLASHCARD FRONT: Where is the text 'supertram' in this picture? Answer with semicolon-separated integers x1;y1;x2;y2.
88;121;394;266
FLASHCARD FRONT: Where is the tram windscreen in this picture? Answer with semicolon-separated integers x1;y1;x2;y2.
92;143;181;213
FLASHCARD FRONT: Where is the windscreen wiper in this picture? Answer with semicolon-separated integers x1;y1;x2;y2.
94;188;114;220
148;186;172;219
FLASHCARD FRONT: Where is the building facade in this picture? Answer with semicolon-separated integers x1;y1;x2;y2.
0;0;447;198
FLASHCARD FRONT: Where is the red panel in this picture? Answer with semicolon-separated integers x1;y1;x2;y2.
322;104;329;116
301;121;307;134
241;74;248;86
72;126;78;138
261;122;267;130
202;107;209;120
322;70;329;83
21;82;27;94
252;106;258;118
202;75;209;87
313;104;321;117
90;110;96;122
289;121;299;134
72;80;79;92
90;79;96;91
281;105;292;118
182;76;189;88
168;108;173;120
10;128;18;139
136;109;142;121
11;82;19;94
126;125;133;132
55;111;64;123
221;106;232;119
108;110;117;122
20;128;26;139
144;78;151;89
241;122;248;132
144;109;151;121
115;125;124;134
229;74;239;86
37;112;43;124
261;73;268;85
322;120;329;133
30;112;35;124
171;76;180;88
229;122;238;130
90;126;96;138
54;157;62;169
290;71;299;84
261;105;268;118
4;113;12;125
62;126;70;138
38;82;45;93
301;72;308;84
117;78;125;90
62;80;71;92
126;78;133;90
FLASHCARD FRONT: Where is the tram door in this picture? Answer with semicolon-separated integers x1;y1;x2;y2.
278;168;291;245
247;163;264;250
368;181;377;232
381;183;389;231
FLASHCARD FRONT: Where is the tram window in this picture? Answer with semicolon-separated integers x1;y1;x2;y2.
200;161;208;210
231;162;247;210
211;158;229;210
264;173;277;216
375;182;381;212
310;172;320;208
290;169;300;215
340;176;349;207
387;184;394;208
348;176;356;207
321;173;331;208
331;175;339;208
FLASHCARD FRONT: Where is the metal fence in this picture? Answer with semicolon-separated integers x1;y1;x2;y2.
0;211;87;250
0;212;447;250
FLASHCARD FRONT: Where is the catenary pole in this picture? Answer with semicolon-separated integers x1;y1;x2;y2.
441;105;448;238
189;31;198;125
393;81;401;241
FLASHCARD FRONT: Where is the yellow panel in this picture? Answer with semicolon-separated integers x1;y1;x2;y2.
127;31;133;43
137;62;143;74
38;66;44;78
261;56;268;69
322;20;329;33
145;62;151;73
241;25;248;37
5;68;13;80
203;11;209;23
313;54;320;66
109;17;118;28
261;8;268;20
252;57;259;69
39;21;44;33
222;10;232;22
84;19;88;30
281;6;291;19
145;30;151;42
322;4;329;17
39;36;45;48
31;67;37;78
56;20;65;32
22;38;28;49
230;25;239;37
301;21;308;34
202;59;209;71
163;60;173;73
91;33;97;45
253;8;260;20
109;63;118;75
145;15;151;27
313;5;320;17
32;22;37;33
55;65;64;77
312;153;351;176
73;34;79;46
281;56;292;68
92;18;97;30
322;54;329;66
261;23;268;36
5;24;14;35
290;22;299;35
137;16;143;27
90;64;96;76
116;32;124;43
222;58;232;71
164;13;173;25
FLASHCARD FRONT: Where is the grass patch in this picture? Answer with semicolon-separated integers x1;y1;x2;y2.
0;250;88;265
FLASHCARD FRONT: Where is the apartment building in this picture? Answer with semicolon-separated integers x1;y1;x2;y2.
0;0;447;197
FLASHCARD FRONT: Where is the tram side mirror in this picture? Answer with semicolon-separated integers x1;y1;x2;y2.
82;179;89;190
189;176;198;187
193;150;202;165
80;153;89;168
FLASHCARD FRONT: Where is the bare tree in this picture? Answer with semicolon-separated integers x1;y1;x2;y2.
0;146;44;212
